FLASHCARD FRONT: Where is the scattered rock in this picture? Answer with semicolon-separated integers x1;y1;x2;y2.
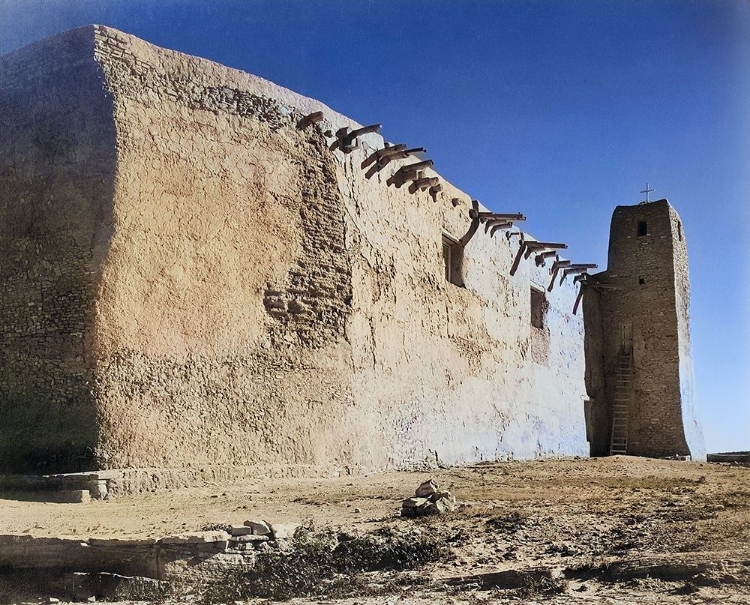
402;496;429;510
415;479;439;498
268;522;300;540
429;492;457;514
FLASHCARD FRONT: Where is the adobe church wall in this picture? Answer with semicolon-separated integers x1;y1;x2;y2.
93;26;588;469
0;28;116;472
0;26;590;473
335;139;589;467
91;27;361;470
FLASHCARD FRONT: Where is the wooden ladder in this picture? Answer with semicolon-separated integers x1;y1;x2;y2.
610;350;632;455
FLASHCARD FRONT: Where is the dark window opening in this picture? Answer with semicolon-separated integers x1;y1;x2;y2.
637;220;648;237
530;287;546;329
638;275;645;285
678;221;682;241
442;235;463;287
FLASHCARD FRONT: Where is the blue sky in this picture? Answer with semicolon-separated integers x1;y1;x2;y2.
1;0;748;452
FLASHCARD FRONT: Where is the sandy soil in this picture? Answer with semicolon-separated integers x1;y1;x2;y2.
1;456;749;603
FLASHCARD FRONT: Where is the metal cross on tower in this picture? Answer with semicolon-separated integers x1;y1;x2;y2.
640;182;654;202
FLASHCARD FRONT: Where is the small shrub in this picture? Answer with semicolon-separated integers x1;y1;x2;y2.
486;510;529;531
201;527;445;602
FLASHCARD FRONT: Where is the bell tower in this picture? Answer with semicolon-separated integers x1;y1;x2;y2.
584;199;706;459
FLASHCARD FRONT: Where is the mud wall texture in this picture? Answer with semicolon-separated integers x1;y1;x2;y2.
1;26;590;473
584;201;705;459
582;288;609;457
0;28;116;472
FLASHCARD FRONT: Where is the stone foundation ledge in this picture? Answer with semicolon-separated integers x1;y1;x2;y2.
0;528;274;583
0;463;344;500
707;451;750;464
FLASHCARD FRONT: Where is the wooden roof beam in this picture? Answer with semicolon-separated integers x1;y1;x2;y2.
336;124;382;152
525;241;567;250
409;176;440;193
361;143;407;169
562;266;591;280
524;242;567;259
297;111;324;130
535;250;558;266
363;146;428;177
490;222;513;237
573;288;585;315
386;160;434;187
510;241;527;277
380;147;425;165
344;124;381;146
478;212;526;222
429;184;443;202
548;259;571;292
458;200;481;247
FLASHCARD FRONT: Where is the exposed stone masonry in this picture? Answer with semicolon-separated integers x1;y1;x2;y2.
0;26;116;472
95;30;289;130
584;201;705;459
263;133;353;348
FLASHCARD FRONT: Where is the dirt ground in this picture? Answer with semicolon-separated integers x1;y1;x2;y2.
1;456;749;603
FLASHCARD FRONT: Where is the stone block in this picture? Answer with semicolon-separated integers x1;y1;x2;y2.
228;525;254;536
228;534;270;543
243;520;272;536
88;537;157;547
87;480;108;499
58;489;91;503
159;531;229;546
268;522;300;540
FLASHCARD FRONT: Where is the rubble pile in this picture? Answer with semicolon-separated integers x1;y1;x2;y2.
222;520;300;552
401;479;457;517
